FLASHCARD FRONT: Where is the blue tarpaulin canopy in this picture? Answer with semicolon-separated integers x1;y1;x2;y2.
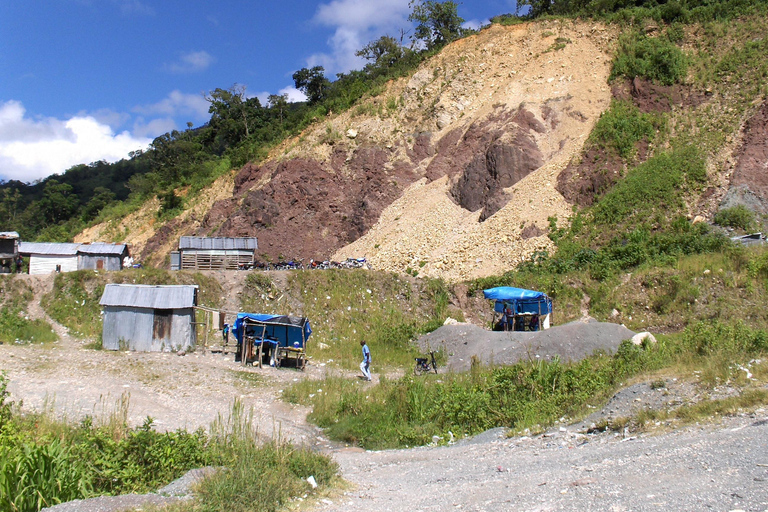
483;286;553;315
232;313;311;349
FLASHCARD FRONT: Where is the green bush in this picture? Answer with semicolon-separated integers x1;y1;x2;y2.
590;100;661;159
713;205;757;231
611;31;688;85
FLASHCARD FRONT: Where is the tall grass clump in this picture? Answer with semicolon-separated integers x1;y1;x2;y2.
589;100;662;159
289;316;768;449
0;384;338;512
287;339;670;449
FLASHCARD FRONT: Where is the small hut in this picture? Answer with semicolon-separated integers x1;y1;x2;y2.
77;242;128;271
19;242;80;275
0;232;19;273
19;242;128;274
100;284;198;352
177;236;258;270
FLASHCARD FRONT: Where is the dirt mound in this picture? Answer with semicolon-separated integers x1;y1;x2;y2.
417;318;635;372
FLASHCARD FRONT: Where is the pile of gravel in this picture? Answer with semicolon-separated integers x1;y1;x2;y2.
416;318;636;372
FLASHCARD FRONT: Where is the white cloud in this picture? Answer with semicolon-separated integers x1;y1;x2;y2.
132;117;177;139
280;86;307;103
0;101;150;182
133;90;210;122
309;0;411;74
463;18;489;31
165;51;215;74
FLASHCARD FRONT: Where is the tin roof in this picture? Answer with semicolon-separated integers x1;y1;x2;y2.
0;232;20;239
19;242;80;256
18;242;127;256
179;236;258;250
77;243;127;255
99;284;198;309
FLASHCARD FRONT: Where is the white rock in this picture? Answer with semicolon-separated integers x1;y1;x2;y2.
631;332;657;346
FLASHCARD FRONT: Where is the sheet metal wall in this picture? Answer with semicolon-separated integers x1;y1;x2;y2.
102;306;196;352
29;255;79;275
79;254;122;271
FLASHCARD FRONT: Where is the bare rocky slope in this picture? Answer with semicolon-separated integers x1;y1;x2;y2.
77;19;768;283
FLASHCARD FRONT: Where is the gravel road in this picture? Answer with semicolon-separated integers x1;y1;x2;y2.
321;414;768;512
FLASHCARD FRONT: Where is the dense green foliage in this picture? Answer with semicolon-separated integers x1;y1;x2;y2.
713;205;757;232
610;31;688;85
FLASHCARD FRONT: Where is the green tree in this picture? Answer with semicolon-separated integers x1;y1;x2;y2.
38;180;80;225
408;0;466;50
82;186;116;221
292;66;330;104
356;35;407;70
268;93;289;126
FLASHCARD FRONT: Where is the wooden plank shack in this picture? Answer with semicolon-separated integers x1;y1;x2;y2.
177;236;258;270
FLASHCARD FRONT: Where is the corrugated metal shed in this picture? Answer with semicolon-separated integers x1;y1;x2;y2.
100;284;198;309
78;243;127;255
19;242;80;256
179;236;258;250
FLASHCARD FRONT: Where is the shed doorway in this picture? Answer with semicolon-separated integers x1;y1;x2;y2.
153;309;172;339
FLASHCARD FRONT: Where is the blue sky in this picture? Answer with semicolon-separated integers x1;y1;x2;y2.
0;0;518;183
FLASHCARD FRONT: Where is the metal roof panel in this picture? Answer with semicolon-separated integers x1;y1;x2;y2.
99;284;198;309
179;236;258;250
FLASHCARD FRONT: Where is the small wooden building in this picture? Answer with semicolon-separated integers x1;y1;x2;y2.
0;232;19;273
19;242;80;275
100;284;198;352
177;236;258;270
78;242;128;271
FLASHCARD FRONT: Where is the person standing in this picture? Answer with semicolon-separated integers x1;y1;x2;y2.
360;340;372;381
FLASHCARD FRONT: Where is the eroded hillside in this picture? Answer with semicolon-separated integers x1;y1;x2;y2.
101;20;613;279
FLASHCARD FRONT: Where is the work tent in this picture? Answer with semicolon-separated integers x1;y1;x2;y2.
231;313;312;369
483;286;552;331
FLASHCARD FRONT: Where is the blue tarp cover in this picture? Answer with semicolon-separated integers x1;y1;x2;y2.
483;286;553;315
232;313;311;349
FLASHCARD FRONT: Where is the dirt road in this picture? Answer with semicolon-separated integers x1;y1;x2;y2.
3;283;767;511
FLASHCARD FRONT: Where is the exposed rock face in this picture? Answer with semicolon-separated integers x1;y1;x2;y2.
720;99;768;214
556;78;708;207
135;20;617;280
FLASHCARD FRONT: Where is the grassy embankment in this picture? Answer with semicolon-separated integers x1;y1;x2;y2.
0;277;56;345
284;6;768;449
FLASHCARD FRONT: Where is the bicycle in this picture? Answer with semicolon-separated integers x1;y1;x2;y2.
414;351;438;375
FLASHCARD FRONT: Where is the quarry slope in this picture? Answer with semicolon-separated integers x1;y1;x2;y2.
103;20;615;279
